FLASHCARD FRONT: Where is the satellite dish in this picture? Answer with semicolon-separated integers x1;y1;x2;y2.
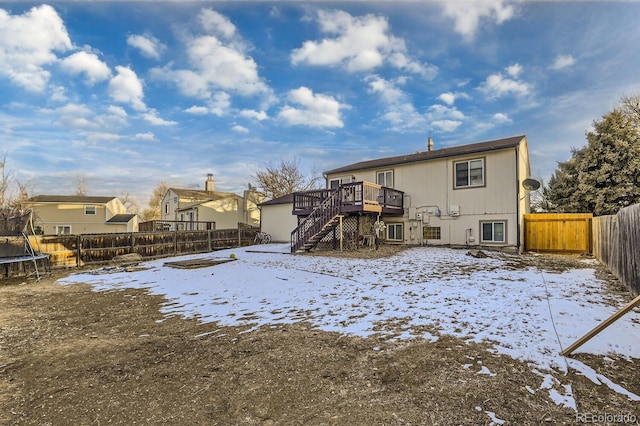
522;178;541;191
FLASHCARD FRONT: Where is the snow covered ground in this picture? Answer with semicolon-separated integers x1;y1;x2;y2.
59;244;640;409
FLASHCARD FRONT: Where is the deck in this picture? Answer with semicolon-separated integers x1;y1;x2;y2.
292;181;404;216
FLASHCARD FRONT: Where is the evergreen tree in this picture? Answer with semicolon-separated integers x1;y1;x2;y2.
544;147;587;212
545;95;640;216
577;109;640;215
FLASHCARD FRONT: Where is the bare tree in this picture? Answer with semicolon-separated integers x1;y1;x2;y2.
119;191;140;214
141;181;169;221
0;153;31;220
620;93;640;130
76;174;88;196
253;158;322;200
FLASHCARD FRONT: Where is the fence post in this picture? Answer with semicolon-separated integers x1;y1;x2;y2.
76;235;82;267
174;229;178;255
208;229;212;252
238;228;241;248
130;232;135;255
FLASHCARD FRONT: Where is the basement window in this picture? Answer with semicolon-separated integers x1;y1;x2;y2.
423;226;441;240
481;221;506;243
387;223;403;241
55;225;71;235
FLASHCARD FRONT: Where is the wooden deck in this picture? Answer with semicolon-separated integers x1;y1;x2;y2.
292;181;404;216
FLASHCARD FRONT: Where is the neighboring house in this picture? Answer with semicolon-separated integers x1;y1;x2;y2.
258;194;296;243
25;195;138;235
161;174;263;230
290;135;533;252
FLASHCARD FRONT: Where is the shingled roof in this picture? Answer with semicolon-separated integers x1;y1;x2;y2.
26;195;117;204
170;188;238;201
106;214;137;223
324;135;526;175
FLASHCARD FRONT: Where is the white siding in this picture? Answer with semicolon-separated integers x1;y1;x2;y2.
260;203;296;243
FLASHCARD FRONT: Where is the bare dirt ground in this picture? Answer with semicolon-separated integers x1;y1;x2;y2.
1;248;639;425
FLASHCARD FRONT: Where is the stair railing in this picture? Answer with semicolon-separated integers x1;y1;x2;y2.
291;188;342;252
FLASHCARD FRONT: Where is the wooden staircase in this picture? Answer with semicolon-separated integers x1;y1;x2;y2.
291;189;341;253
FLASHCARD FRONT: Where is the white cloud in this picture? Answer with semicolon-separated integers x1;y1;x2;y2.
231;124;249;133
478;65;530;98
432;119;462;132
199;9;236;40
134;132;156;141
142;109;177;126
151;8;271;101
108;65;146;111
550;54;576;70
366;75;406;104
127;34;165;60
50;85;67;102
441;0;516;39
60;51;111;85
107;105;128;119
185;105;210;115
278;87;345;128
438;91;471;106
0;5;72;92
426;104;465;132
366;75;426;131
492;112;511;123
505;63;522;78
239;109;268;121
44;103;97;130
438;92;456;105
291;10;435;77
85;132;121;143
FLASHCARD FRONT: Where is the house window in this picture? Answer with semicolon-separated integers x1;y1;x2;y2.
84;205;96;215
455;159;484;188
377;170;394;187
164;203;169;214
55;225;71;235
423;226;441;240
329;178;342;189
387;223;403;241
481;221;506;243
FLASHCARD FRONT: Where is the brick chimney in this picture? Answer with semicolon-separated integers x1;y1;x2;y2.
205;174;215;192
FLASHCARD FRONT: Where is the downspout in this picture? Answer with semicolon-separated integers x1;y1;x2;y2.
515;146;521;253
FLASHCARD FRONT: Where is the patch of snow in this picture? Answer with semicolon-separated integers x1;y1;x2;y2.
477;366;497;377
485;410;506;425
59;245;640;408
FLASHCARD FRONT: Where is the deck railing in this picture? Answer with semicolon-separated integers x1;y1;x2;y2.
293;181;403;215
290;182;404;252
291;189;341;253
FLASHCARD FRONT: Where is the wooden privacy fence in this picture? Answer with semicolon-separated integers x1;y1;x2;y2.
592;204;640;296
524;213;593;253
18;227;259;272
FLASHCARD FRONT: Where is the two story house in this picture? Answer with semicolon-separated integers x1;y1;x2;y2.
24;195;138;235
161;174;263;230
290;135;533;252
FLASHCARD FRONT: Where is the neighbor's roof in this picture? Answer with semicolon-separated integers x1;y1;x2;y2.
259;193;294;206
324;135;526;175
26;195;117;204
107;214;137;223
169;188;238;201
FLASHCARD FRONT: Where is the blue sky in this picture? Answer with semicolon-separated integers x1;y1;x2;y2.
1;1;639;209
